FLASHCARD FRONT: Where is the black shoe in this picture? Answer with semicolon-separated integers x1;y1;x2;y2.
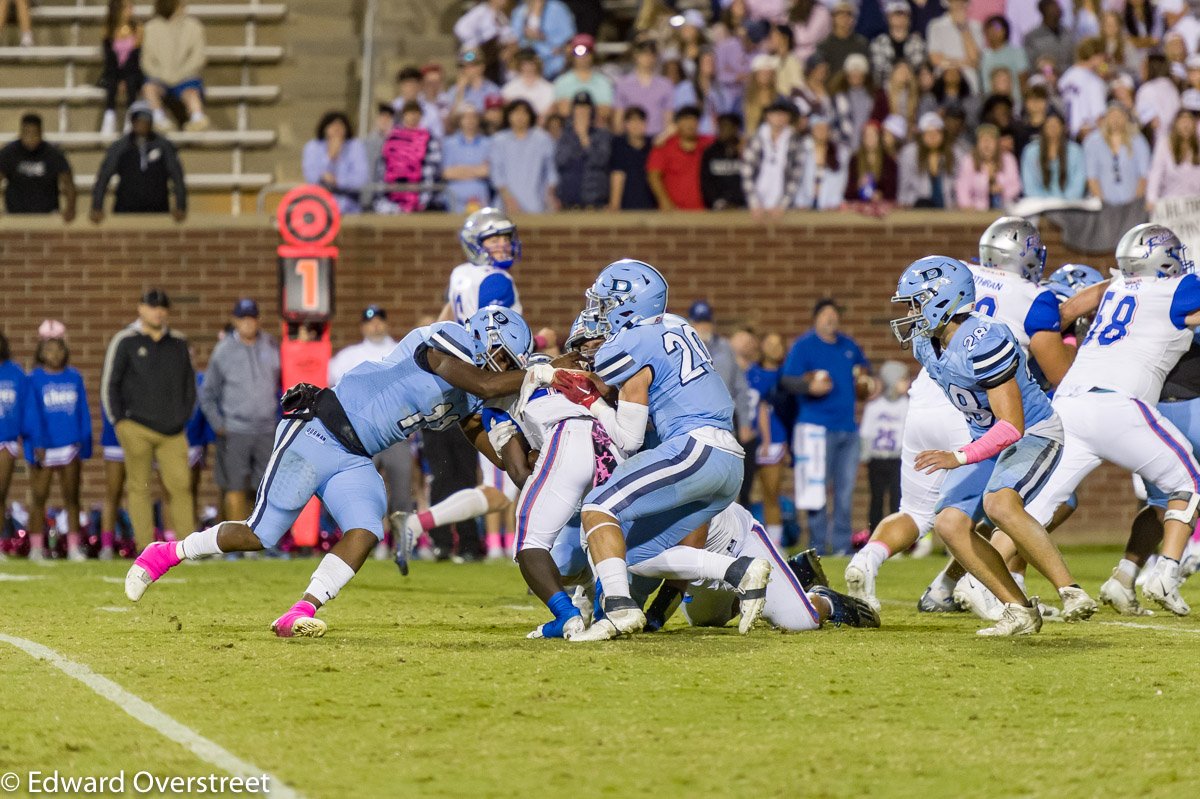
644;583;683;632
811;586;881;628
787;548;829;591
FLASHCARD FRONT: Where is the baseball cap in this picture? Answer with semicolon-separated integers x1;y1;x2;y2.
420;62;442;77
362;305;387;322
688;300;713;323
843;53;869;75
917;111;944;132
127;100;153;122
570;33;595;55
1110;73;1135;91
681;9;706;28
572;90;594;106
232;298;259;318
140;288;170;308
751;53;779;72
38;319;66;340
832;0;858;14
764;98;796;116
458;46;482;64
484;94;505;110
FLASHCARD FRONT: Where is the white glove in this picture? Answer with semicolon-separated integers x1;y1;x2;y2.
513;363;558;421
487;418;519;455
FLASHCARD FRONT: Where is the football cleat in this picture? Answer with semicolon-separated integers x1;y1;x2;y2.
569;600;645;642
1035;601;1064;623
918;586;964;613
977;601;1042;636
787;548;829;591
730;557;772;635
843;562;881;612
1180;538;1200;578
1099;571;1153;616
270;601;327;638
124;541;181;601
953;575;1005;621
812;586;881;628
67;546;88;563
571;584;594;627
391;511;416;576
527;615;586;640
1057;586;1097;622
1141;559;1191;616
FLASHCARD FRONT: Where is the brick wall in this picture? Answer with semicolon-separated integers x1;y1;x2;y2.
0;211;1138;543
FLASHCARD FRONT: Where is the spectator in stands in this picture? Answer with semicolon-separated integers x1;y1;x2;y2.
982;72;1017;126
781;298;873;556
503;49;555;121
928;0;984;94
741;54;786;133
872;59;919;128
0;114;75;220
1024;0;1075;76
22;321;91;562
909;0;943;37
102;289;195;552
789;0;833;63
1146;101;1200;210
608;106;655;210
442;104;493;214
980;16;1028;101
0;0;33;47
302;111;369;215
442;48;502;116
667;9;708;79
378;102;441;214
491;99;558;212
552;34;613;120
1084;101;1150;205
715;1;752;104
454;0;515;84
393;67;445;139
646;105;712;209
954;122;1020;208
363;103;394;203
769;24;805;98
1162;0;1200;55
483;94;507;134
1123;0;1163;55
796;114;850;208
741;99;803;217
833;53;875;149
511;0;577;78
1099;10;1139;74
817;1;870;72
898;111;956;207
794;52;836;127
870;1;926;86
421;64;448;119
100;0;145;135
199;299;279;528
1165;32;1189;80
633;0;679;43
882;112;907;155
1074;0;1102;39
90;101;186;222
555;92;611;208
1136;54;1182;144
1017;82;1052;145
1058;37;1107;140
1020;108;1086;198
944;104;973;154
846;119;899;201
614;40;676;136
701;112;747;209
915;60;940;117
674;49;735;136
933;65;979;127
141;0;208;132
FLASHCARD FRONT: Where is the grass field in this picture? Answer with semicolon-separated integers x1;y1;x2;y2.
2;547;1198;799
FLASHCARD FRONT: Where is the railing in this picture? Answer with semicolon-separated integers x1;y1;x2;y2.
255;181;448;215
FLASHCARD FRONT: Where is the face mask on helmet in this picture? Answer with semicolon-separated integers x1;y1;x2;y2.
470;309;531;372
890;292;934;346
460;209;521;269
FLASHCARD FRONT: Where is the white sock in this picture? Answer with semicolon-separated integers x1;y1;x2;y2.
859;541;891;575
629;547;733;582
594;557;631;599
177;525;224;560
305;553;357;605
1010;571;1026;592
430;488;489;528
1118;558;1139;579
766;524;783;546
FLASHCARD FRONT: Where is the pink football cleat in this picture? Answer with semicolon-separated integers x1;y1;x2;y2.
124;541;181;601
270;601;327;638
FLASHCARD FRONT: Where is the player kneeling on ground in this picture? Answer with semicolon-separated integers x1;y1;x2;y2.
124;307;540;638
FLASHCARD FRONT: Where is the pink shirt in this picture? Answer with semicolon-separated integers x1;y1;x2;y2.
792;4;832;63
954;151;1021;209
747;0;791;23
968;0;1007;24
1146;140;1200;205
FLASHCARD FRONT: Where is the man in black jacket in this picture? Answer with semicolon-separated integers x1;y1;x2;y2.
101;289;196;550
701;113;746;209
89;101;187;223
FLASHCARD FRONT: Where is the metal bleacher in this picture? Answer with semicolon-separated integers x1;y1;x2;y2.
0;1;287;214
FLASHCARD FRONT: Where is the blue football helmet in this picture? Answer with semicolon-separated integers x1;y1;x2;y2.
891;256;976;346
583;259;669;340
978;216;1046;283
466;305;533;371
1044;263;1105;301
460;207;521;269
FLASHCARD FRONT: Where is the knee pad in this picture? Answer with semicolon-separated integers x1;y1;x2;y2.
1164;491;1200;525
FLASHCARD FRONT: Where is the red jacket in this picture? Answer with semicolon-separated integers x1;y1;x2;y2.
646;134;714;209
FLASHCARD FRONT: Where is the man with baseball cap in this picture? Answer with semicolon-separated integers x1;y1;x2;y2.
552;33;614;121
90;100;187;223
101;289;196;551
200;298;281;527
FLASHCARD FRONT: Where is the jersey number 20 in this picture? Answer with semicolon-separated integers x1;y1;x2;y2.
663;327;714;385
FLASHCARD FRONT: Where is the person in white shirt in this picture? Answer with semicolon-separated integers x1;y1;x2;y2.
1161;0;1200;55
327;305;412;560
453;0;513;51
501;48;556;121
1136;53;1182;144
1057;37;1107;139
858;360;910;533
926;0;984;94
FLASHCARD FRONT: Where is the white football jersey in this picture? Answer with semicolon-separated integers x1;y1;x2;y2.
906;367;950;410
967;264;1061;354
492;388;593;452
1058;275;1200;404
447;263;522;324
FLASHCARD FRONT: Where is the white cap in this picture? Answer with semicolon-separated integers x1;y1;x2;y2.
1110;73;1135;90
1182;89;1200;113
682;9;706;28
917;111;944;132
883;113;907;139
843;53;869;74
750;53;779;72
1159;0;1184;14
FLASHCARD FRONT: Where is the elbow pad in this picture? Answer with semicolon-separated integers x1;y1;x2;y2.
591;399;647;456
960;419;1022;464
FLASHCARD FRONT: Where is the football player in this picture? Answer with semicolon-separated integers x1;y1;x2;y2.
891;256;1096;635
124;307;542;638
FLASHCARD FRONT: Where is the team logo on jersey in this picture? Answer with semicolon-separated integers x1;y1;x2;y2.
137;347;148;357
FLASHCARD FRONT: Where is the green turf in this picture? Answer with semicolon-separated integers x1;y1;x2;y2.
1;547;1198;799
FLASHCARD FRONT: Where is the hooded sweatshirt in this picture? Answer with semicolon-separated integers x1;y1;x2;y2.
199;330;281;434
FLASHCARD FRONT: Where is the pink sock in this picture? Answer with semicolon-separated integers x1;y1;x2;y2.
30;533;45;552
290;600;316;617
67;532;82;550
501;532;514;549
417;510;435;531
485;532;502;551
163;530;177;542
417;533;432;550
101;531;115;548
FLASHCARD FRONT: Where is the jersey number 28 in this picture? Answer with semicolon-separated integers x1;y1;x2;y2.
663;326;714;385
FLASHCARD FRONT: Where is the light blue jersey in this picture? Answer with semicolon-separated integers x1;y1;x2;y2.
591;314;734;440
334;322;485;456
914;312;1057;442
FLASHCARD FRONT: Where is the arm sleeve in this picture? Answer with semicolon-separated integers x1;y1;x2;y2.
780;339;807;378
645;145;666;175
1169;274;1200;330
477;273;517;308
178;17;207;79
22;379;43;451
198;350;225;431
341;139;369;193
971;335;1021;390
592;342;642;387
1024;290;1063;337
91;142;122;211
589;398;648;457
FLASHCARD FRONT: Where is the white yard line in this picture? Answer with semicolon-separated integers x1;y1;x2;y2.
0;573;45;581
95;606;130;613
1097;621;1200;634
0;633;304;798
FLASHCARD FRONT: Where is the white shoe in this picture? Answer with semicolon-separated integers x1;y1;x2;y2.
732;557;772;635
844;562;881;612
372;539;390;561
953;575;1005;621
1099;572;1153;616
977;601;1043;636
1136;555;1159;589
910;534;933;559
20;31;34;47
569;606;645;642
100;109;117;135
1057;586;1098;622
527;615;587;640
571;585;594;627
1035;601;1064;623
28;547;45;562
1142;559;1190;616
184;114;210;132
67;546;87;563
98;546;114;562
486;547;505;560
1181;538;1200;578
